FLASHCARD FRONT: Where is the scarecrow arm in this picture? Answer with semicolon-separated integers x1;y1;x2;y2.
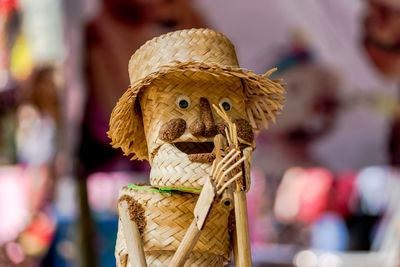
168;176;216;267
118;201;147;267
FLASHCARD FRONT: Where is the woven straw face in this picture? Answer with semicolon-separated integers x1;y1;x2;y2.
136;72;250;188
140;71;247;160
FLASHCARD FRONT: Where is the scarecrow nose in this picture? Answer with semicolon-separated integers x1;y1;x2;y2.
189;97;217;137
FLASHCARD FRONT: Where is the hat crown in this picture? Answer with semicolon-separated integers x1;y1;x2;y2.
128;28;239;84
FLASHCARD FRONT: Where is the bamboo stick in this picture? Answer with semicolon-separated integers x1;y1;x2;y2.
168;220;201;267
169;174;218;267
119;201;147;267
233;190;252;267
212;104;253;266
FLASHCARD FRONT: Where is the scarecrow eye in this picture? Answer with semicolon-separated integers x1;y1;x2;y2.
219;98;232;111
176;95;191;110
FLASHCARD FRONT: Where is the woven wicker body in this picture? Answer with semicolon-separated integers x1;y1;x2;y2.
115;185;231;267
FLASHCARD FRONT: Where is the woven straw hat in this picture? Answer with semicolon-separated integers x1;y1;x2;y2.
108;28;285;161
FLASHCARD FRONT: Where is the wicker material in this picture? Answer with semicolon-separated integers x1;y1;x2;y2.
149;141;210;190
146;251;224;267
117;251;224;267
108;28;285;161
128;29;238;84
115;185;231;266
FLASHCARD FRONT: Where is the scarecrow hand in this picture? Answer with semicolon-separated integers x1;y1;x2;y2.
194;148;245;230
169;148;245;267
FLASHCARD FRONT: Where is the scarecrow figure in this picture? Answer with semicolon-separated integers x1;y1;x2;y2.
109;29;285;267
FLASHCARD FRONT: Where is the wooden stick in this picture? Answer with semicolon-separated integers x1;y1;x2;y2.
214;149;237;183
214;134;226;160
169;176;217;267
233;191;252;267
216;152;242;186
219;189;234;210
214;135;234;210
218;172;242;195
217;158;245;187
119;201;147;267
168;220;201;267
212;103;253;266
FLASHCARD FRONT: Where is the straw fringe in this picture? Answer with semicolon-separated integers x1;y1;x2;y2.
108;61;285;160
108;87;147;160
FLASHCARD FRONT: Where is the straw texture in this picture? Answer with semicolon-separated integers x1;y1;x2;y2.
146;251;224;267
115;185;231;266
128;28;239;84
117;250;224;267
108;28;285;161
149;143;210;190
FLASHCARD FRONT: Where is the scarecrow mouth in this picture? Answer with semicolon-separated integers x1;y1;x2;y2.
174;142;215;163
174;142;214;155
172;142;251;164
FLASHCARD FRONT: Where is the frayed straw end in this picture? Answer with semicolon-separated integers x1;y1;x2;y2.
264;67;278;77
130;154;139;161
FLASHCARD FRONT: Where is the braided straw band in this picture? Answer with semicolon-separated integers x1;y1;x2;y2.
128;184;201;193
115;184;231;263
108;62;285;161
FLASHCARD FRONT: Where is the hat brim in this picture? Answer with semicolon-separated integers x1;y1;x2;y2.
108;61;286;160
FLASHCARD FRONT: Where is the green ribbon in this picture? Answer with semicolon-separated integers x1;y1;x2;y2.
128;184;201;194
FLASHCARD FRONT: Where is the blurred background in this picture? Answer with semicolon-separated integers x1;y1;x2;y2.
0;0;400;266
